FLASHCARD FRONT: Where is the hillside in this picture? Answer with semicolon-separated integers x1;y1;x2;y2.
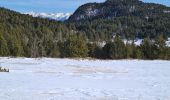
0;7;77;57
68;0;170;41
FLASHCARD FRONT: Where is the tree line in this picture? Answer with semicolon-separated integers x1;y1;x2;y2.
46;34;170;60
1;28;170;59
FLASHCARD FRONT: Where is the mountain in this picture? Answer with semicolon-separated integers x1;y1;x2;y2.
68;0;170;40
25;12;72;21
69;0;170;21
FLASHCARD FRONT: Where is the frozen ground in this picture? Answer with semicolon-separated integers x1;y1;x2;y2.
0;57;170;100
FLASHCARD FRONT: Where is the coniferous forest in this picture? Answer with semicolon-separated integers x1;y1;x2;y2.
0;0;170;59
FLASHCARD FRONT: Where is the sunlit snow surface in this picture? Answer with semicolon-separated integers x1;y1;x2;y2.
0;57;170;100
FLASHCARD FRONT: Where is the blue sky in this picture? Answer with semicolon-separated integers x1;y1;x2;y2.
0;0;170;13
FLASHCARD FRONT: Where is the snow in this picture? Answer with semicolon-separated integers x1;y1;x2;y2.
86;8;99;17
0;57;170;100
166;38;170;47
25;12;72;21
123;38;170;47
123;39;143;46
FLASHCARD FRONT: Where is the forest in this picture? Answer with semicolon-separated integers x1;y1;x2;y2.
58;34;170;60
0;0;170;59
68;0;170;41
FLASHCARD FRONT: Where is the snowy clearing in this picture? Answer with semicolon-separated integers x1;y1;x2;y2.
0;57;170;100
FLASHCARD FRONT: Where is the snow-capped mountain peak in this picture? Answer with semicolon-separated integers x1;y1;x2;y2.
25;12;72;21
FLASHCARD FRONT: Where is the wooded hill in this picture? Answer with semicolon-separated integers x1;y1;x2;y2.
0;7;79;57
68;0;170;41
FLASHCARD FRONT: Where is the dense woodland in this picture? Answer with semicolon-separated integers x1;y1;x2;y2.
0;0;170;59
0;7;80;57
58;34;170;60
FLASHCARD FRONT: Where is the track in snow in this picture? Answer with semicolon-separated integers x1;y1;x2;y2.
0;57;170;100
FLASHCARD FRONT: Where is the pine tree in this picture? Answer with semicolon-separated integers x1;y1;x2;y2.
125;43;133;59
0;32;9;56
102;42;113;59
61;35;88;57
155;34;166;59
103;36;126;59
87;43;97;58
140;38;157;59
111;36;126;59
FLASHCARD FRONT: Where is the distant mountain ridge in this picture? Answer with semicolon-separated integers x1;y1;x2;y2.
25;12;72;21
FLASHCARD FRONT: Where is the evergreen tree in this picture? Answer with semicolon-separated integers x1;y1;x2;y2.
103;36;126;59
125;43;133;59
87;43;98;58
140;38;158;59
155;34;167;59
50;44;60;57
93;46;103;59
165;47;170;60
111;36;126;59
61;35;88;57
102;42;112;59
0;32;9;56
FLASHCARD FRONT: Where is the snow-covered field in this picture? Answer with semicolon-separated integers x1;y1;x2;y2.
0;57;170;100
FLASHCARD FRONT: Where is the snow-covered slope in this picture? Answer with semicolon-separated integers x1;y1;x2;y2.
25;12;72;21
0;58;170;100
